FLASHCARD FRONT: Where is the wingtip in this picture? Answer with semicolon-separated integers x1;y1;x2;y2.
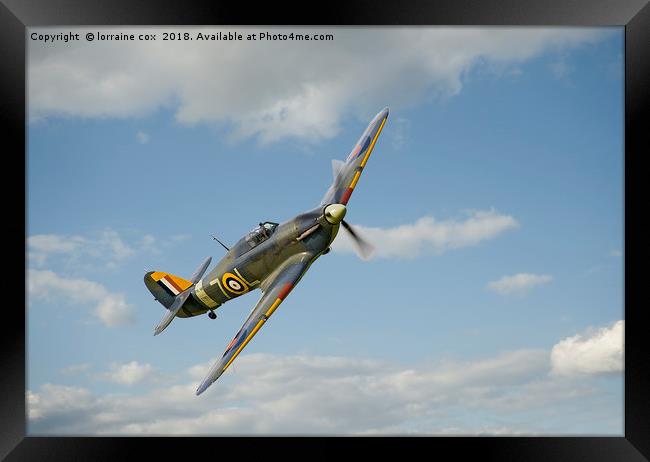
195;363;225;396
195;380;210;396
371;107;389;122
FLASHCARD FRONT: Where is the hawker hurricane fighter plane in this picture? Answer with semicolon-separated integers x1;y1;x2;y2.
144;107;389;395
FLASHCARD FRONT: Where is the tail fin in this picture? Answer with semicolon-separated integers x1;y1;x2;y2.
144;271;193;309
144;257;212;336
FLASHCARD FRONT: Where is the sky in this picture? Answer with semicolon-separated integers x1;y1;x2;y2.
26;27;624;435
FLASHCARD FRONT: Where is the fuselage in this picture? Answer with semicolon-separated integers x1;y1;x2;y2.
179;205;339;317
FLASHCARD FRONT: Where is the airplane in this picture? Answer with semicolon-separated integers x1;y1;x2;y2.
144;107;389;395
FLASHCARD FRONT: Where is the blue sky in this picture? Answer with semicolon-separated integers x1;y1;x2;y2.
27;27;623;435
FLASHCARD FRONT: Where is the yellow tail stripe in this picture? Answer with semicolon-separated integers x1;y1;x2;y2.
150;271;192;290
360;117;386;168
150;271;167;281
169;275;192;291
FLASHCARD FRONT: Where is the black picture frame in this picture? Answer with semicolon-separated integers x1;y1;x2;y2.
3;0;647;459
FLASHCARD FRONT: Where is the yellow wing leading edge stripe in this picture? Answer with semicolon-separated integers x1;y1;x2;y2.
359;116;386;169
341;116;387;205
222;294;285;371
223;318;267;370
220;257;316;374
349;170;362;189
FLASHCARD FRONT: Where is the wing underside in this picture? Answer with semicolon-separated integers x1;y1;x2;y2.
321;107;389;206
195;252;315;395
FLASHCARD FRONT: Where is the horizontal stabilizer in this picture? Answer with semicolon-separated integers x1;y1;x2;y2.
154;290;191;335
190;256;212;284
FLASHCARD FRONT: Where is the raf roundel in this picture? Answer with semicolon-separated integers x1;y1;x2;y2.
222;272;249;295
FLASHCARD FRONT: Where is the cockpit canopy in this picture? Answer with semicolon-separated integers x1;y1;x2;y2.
231;221;279;258
245;222;279;247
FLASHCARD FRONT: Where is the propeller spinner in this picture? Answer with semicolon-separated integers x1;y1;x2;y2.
323;203;375;260
324;203;347;224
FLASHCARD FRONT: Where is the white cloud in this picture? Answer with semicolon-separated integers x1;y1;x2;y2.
28;326;622;435
332;209;519;259
27;234;87;254
27;229;189;270
27;229;134;268
27;234;87;266
28;350;550;434
487;273;553;295
27;384;95;422
94;296;136;327
98;229;134;260
136;131;150;144
29;27;608;143
171;234;191;242
60;363;91;375
27;268;135;327
609;249;622;257
99;361;158;386
551;320;624;376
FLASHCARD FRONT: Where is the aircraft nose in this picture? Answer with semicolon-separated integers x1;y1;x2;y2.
324;204;347;225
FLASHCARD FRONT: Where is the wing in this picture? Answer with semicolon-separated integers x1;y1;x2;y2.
320;107;389;206
195;252;316;395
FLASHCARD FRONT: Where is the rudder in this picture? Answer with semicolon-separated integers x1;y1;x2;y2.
144;271;193;309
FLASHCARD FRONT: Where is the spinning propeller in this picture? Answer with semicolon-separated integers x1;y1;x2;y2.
340;219;375;260
323;204;375;261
